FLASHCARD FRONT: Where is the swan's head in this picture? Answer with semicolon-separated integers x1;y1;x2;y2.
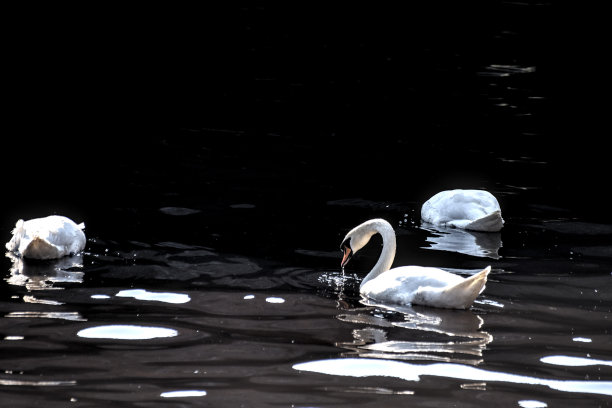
340;219;382;268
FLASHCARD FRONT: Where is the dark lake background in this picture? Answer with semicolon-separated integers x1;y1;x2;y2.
5;3;608;220
2;3;611;407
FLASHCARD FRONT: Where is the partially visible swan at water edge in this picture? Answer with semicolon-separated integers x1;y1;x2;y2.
6;215;86;260
340;218;490;309
421;189;504;232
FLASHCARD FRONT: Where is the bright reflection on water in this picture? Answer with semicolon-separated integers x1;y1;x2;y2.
336;297;493;365
6;311;86;321
116;289;191;304
77;325;178;340
5;252;84;290
293;358;612;396
160;390;207;398
421;224;502;259
0;378;77;387
519;400;548;408
4;335;24;340
541;355;612;367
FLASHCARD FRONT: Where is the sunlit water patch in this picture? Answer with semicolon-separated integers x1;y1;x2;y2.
293;358;612;396
3;335;24;341
77;325;178;340
541;355;612;367
6;311;86;321
160;390;207;398
0;378;77;387
116;288;191;304
519;400;548;408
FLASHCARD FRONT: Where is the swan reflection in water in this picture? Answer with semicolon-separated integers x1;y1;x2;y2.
5;252;84;290
421;223;502;259
320;271;493;366
337;300;492;365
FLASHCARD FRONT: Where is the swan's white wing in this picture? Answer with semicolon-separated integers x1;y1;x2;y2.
360;266;464;305
362;266;490;309
44;216;86;254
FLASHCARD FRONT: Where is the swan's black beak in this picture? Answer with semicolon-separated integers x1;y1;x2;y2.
340;239;352;268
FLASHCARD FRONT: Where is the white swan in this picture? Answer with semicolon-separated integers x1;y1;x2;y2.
421;189;504;232
6;215;86;260
340;219;490;309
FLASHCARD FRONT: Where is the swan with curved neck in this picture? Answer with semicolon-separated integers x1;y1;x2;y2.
340;219;490;309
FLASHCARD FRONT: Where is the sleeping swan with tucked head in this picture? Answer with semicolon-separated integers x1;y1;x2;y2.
6;215;86;260
421;189;504;232
340;219;489;309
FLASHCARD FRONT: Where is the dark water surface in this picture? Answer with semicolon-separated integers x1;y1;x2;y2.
3;3;611;407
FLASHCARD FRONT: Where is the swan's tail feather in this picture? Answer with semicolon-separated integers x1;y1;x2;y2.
465;211;504;232
473;265;491;294
77;222;85;230
5;219;25;252
12;219;25;235
444;266;491;309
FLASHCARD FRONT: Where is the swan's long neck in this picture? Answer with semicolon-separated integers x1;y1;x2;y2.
360;220;396;287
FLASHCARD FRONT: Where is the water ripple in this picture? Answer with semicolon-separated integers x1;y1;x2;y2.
6;311;86;322
293;358;612;397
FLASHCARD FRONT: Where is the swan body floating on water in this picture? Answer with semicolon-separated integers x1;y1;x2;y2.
6;215;86;260
421;189;504;232
340;219;489;309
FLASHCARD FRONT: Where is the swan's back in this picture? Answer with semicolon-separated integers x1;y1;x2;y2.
421;189;503;232
361;266;490;309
